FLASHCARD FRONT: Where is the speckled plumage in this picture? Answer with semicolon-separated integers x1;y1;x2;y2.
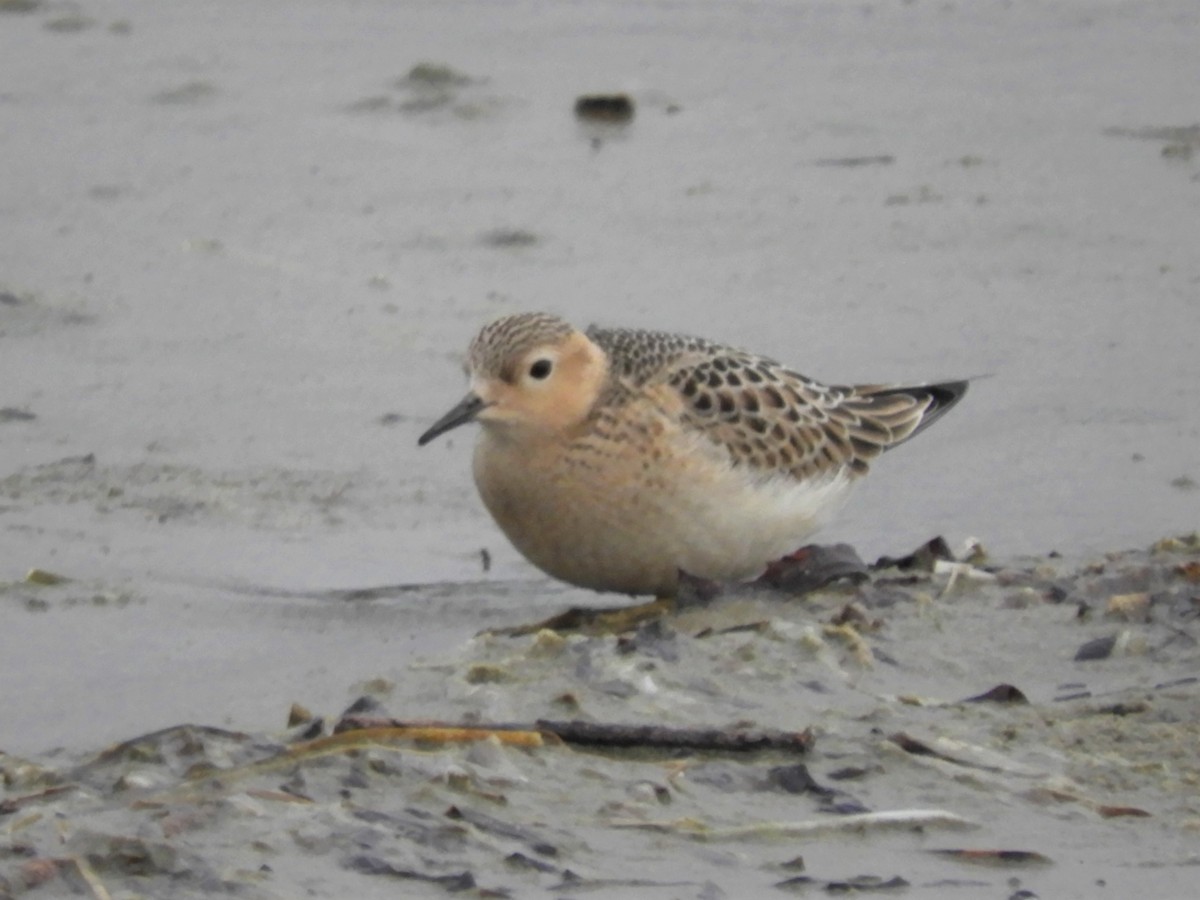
419;312;967;597
587;324;963;480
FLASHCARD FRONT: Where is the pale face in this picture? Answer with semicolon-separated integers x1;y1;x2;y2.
418;328;608;446
472;332;607;436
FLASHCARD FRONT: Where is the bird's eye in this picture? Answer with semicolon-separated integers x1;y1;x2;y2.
528;359;553;380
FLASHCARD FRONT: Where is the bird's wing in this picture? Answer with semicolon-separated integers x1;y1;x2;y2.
587;325;966;481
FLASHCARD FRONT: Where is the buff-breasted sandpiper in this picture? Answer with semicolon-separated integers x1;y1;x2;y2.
419;312;967;599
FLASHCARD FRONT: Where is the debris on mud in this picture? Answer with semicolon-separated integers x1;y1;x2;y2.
574;93;636;124
2;535;1198;898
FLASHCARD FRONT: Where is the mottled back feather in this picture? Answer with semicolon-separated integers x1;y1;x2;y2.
587;324;967;481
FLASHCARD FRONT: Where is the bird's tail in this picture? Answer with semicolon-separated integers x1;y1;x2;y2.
858;380;970;448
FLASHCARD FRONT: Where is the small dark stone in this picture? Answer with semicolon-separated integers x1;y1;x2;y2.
767;763;830;796
961;684;1029;705
1074;635;1117;661
574;93;635;123
1095;701;1148;716
341;695;383;716
826;766;869;781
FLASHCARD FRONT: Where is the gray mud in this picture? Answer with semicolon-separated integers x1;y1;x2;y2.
4;537;1198;899
2;1;1199;898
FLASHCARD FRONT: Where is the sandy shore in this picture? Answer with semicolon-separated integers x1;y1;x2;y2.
2;1;1198;897
4;537;1200;898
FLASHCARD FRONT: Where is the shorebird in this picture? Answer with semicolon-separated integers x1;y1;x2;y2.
419;312;967;599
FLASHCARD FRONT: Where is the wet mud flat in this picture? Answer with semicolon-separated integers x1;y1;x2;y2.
3;536;1199;899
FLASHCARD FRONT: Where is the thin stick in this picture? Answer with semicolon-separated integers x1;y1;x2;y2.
337;717;813;754
69;856;113;900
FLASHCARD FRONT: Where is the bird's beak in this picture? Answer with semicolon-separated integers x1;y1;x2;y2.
417;392;488;446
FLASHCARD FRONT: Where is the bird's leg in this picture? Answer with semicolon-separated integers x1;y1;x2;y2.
485;566;737;636
675;570;723;610
484;548;871;637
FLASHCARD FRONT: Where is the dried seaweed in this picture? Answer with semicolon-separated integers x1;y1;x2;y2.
335;716;814;755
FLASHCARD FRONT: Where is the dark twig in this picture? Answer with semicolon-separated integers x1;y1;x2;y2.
335;716;813;754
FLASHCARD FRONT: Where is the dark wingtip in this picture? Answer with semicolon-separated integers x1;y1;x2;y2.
924;379;970;412
861;378;971;448
908;379;970;439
